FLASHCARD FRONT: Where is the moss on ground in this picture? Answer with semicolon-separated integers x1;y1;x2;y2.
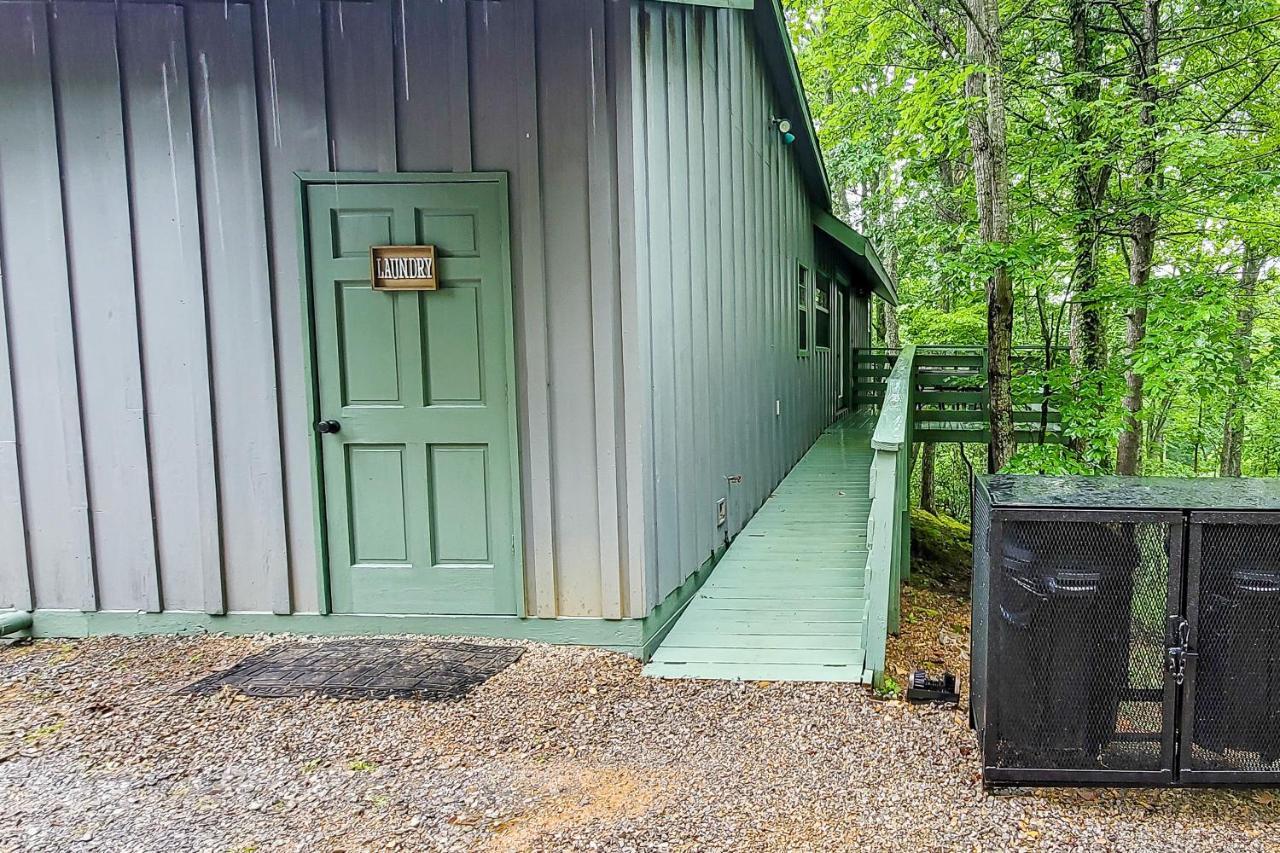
909;508;972;597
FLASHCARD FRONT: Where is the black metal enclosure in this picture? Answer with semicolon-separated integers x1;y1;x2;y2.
972;475;1280;787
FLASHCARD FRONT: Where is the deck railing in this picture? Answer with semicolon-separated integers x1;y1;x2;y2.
857;343;1067;684
862;344;915;686
853;345;1064;444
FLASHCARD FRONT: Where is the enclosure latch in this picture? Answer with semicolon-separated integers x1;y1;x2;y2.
1165;617;1196;686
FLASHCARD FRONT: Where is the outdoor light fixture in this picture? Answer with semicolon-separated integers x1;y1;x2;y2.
771;116;796;145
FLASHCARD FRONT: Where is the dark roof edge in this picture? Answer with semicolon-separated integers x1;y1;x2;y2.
653;0;896;303
813;209;898;305
750;0;831;209
646;0;830;205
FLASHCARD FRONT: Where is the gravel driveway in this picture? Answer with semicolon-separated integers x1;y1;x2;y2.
1;594;1277;852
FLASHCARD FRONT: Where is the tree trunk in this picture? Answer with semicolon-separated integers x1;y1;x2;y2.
884;304;901;349
1193;400;1203;474
1066;0;1110;461
1066;0;1107;375
1220;243;1263;477
883;243;900;348
1148;394;1172;469
920;442;937;514
965;0;1016;472
1116;0;1161;476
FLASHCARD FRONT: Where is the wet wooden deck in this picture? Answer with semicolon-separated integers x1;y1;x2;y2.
643;411;874;682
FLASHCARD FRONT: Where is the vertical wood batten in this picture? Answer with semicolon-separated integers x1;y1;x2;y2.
746;24;764;513
469;0;558;616
188;3;291;614
394;0;452;171
703;12;725;561
51;1;159;612
252;0;330;612
619;2;656;613
323;0;395;172
724;11;745;533
666;13;696;584
685;11;712;570
759;32;771;499
716;10;733;530
120;2;223;614
0;204;31;612
447;1;473;172
642;5;679;599
585;0;624;619
0;3;95;611
537;0;603;616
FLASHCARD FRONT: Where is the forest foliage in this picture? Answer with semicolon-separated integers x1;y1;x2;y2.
787;0;1280;504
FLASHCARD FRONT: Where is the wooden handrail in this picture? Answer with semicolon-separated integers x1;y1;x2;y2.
871;345;915;451
862;345;915;686
851;342;1064;447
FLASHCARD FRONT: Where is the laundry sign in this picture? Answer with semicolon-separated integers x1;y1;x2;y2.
370;245;438;291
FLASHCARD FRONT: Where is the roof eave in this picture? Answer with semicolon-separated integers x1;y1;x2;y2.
651;0;897;305
813;209;898;306
751;0;831;209
650;0;831;208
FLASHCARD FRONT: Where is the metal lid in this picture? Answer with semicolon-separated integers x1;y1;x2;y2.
979;474;1280;511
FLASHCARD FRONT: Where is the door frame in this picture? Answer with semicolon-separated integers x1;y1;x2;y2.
295;171;526;618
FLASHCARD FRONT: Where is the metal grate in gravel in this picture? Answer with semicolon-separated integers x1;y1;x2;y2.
182;639;523;700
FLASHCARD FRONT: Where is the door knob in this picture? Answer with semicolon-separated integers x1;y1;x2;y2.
315;420;341;434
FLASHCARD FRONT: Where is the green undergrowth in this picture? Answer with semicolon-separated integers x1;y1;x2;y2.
909;509;972;597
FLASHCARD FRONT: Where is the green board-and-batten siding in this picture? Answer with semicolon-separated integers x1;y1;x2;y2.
0;0;877;640
627;2;870;612
0;0;636;620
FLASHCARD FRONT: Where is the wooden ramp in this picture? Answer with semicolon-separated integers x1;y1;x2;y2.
644;412;874;683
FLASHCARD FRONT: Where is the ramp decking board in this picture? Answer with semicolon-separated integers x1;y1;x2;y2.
644;412;875;683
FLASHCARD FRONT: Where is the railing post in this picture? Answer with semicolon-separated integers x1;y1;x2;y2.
981;345;991;444
863;345;915;685
864;447;897;683
850;347;859;410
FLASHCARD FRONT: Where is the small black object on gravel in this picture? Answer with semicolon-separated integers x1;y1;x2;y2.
906;669;960;704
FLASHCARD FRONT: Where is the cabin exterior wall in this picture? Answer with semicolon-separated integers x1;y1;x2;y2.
0;0;873;639
624;2;870;610
0;0;635;622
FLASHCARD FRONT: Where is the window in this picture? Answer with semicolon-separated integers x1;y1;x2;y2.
797;264;810;354
815;274;831;349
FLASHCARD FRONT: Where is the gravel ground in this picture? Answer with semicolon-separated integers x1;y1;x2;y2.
1;596;1277;853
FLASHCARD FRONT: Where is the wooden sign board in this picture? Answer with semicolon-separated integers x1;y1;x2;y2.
371;245;438;291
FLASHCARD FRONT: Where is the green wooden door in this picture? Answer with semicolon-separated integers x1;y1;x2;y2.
305;178;520;615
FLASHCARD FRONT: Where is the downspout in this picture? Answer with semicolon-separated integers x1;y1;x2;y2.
0;611;33;637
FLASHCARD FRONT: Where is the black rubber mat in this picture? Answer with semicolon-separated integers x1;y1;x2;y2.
183;639;523;700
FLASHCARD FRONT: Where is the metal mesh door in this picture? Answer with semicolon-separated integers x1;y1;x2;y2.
984;510;1181;784
1182;512;1280;783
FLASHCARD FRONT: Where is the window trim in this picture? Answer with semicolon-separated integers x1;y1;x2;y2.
797;262;811;357
814;273;832;351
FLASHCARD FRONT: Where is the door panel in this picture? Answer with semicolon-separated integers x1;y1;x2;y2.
982;509;1181;786
338;284;402;404
1181;511;1280;782
306;180;518;615
422;284;484;404
347;445;410;563
333;209;394;256
429;445;490;563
